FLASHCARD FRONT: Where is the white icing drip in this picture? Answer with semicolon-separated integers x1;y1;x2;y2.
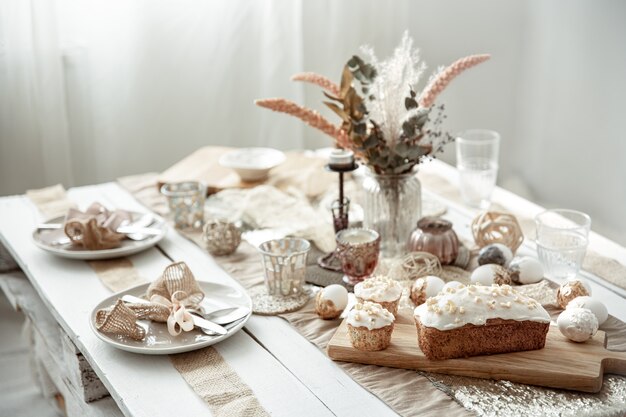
347;301;394;330
414;284;551;331
354;276;402;303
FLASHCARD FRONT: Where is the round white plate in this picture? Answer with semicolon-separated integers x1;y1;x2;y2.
219;147;286;182
32;213;167;260
90;281;252;354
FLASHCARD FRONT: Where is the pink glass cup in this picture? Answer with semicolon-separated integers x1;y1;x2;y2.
336;228;380;285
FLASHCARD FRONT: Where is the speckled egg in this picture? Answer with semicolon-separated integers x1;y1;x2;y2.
477;243;514;267
566;296;608;326
315;285;349;320
470;264;512;286
508;256;544;285
556;279;591;309
557;307;598;342
410;275;445;306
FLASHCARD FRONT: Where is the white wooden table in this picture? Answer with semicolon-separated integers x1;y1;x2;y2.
1;159;625;417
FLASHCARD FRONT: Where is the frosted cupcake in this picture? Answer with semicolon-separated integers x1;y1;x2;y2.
354;275;402;316
347;301;395;351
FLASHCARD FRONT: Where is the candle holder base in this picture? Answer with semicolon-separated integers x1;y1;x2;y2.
317;250;343;272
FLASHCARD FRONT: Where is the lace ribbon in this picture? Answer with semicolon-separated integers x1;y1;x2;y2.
95;262;204;339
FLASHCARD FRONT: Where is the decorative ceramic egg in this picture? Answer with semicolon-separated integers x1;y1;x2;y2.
470;264;512;286
556;279;591;309
315;285;349;320
566;296;608;326
508;256;544;285
477;243;513;267
441;281;464;293
557;307;598;342
410;275;445;306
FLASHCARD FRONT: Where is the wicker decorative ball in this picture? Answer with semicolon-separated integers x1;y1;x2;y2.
471;211;524;252
203;219;241;256
390;252;442;281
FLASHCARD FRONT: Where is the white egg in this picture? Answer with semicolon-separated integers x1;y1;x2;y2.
566;296;608;326
508;256;544;284
557;307;598;342
442;281;464;292
421;275;445;297
320;284;348;310
470;264;511;286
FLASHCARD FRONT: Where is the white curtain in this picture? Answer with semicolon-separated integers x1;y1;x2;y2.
1;0;625;244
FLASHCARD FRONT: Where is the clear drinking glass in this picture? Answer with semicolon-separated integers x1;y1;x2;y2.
535;209;591;282
456;130;500;209
160;182;206;229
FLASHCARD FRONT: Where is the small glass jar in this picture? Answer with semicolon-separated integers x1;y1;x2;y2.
160;182;206;229
259;238;311;296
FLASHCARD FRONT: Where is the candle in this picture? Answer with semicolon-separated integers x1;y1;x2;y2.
339;228;378;244
328;149;354;169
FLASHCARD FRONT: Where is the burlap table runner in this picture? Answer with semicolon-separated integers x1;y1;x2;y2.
26;186;269;417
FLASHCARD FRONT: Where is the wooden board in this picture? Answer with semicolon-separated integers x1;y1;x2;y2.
156;146;336;197
327;311;626;393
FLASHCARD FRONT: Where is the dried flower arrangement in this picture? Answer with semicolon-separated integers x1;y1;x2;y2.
255;32;490;175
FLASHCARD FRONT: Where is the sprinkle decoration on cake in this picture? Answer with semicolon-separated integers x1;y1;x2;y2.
354;275;403;316
414;284;551;359
346;301;395;351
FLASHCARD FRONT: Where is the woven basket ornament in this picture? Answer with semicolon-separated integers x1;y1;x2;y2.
203;219;241;256
471;211;524;252
391;251;443;281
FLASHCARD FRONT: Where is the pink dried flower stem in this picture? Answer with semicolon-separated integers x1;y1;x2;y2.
418;54;491;108
291;72;341;96
255;98;343;140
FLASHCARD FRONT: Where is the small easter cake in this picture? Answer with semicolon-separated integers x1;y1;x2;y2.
354;276;402;316
346;301;395;351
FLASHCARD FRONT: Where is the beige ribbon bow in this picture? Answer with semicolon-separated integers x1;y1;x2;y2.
95;262;205;340
64;202;132;250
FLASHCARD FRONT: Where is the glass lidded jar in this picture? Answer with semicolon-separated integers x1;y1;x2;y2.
407;217;459;265
361;168;421;259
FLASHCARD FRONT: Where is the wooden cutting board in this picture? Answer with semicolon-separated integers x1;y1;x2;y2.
327;311;626;392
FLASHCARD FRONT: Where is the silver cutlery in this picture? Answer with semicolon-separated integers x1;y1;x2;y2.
193;306;250;326
121;294;228;336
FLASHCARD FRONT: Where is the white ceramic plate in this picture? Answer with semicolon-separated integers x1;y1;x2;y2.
219;147;286;182
90;281;252;354
32;213;167;260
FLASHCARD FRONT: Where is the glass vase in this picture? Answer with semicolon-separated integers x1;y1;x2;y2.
362;169;422;259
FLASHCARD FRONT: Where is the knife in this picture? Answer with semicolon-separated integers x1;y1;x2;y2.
38;223;163;236
121;295;227;336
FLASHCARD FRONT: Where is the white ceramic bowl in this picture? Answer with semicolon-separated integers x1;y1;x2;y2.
219;148;286;182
